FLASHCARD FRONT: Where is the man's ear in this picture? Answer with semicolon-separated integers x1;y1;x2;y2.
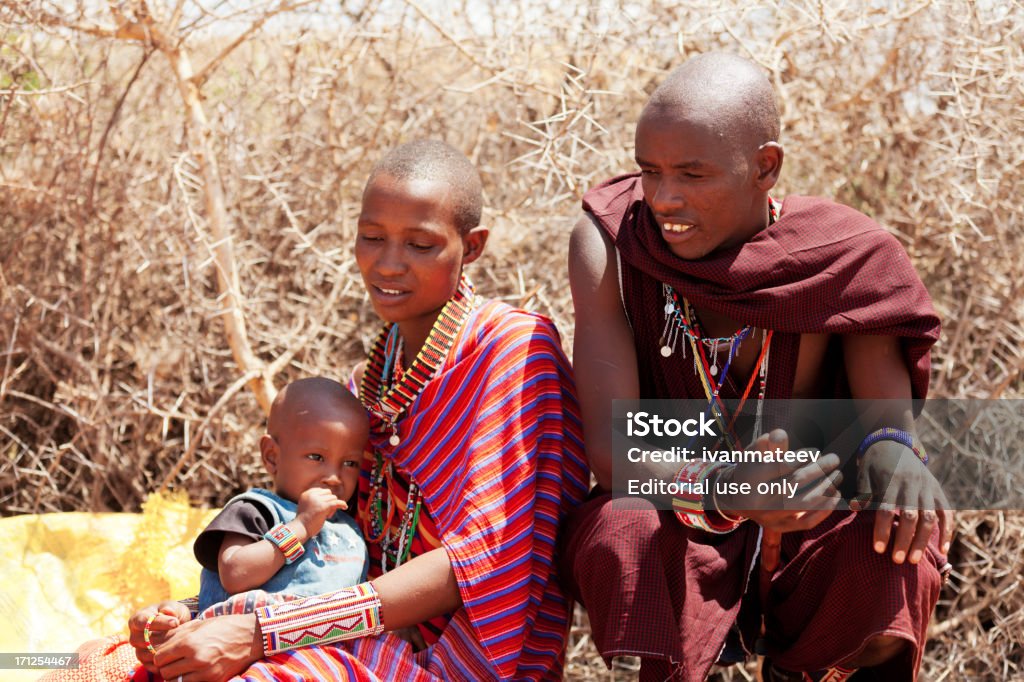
754;142;784;190
462;227;489;265
260;434;279;475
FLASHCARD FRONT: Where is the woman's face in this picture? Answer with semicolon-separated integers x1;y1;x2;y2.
355;173;483;346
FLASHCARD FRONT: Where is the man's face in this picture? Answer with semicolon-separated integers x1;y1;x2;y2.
634;107;765;260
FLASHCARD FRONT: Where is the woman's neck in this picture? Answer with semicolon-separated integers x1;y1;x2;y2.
396;317;435;366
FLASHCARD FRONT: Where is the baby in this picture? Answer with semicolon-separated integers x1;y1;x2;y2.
193;377;369;613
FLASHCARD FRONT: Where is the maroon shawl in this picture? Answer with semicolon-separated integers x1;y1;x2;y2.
583;173;940;400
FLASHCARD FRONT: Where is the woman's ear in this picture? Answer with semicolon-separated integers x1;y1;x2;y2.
260;434;279;475
462;227;489;265
754;142;784;190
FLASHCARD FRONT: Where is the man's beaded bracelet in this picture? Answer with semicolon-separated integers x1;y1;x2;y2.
672;460;743;533
855;427;928;465
264;522;305;564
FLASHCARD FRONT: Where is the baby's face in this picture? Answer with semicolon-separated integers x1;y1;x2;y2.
265;416;364;505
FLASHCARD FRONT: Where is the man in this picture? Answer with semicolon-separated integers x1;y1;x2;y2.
560;52;953;681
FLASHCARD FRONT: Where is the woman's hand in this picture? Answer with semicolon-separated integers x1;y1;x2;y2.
128;600;191;672
153;614;263;682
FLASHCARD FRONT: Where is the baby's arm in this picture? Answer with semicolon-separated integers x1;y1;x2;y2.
217;531;287;594
218;487;347;594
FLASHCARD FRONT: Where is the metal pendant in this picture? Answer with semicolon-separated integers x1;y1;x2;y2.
389;433;400;446
661;345;672;357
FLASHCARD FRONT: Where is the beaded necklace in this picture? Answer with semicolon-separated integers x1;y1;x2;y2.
358;276;477;571
659;199;778;448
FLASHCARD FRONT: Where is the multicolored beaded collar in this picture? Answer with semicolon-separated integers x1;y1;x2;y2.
358;276;477;571
359;275;477;446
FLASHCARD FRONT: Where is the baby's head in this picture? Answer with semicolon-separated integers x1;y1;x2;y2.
258;377;368;505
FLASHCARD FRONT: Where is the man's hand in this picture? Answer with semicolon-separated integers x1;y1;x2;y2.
851;440;954;563
294;486;347;538
715;430;844;571
153;614;263;682
128;600;191;672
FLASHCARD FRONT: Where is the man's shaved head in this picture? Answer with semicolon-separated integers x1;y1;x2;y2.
643;52;780;152
364;139;483;235
266;377;366;439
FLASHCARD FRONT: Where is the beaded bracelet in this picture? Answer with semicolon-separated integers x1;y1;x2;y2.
672;460;742;534
255;582;384;655
856;427;928;465
142;613;158;655
264;522;305;564
709;465;747;525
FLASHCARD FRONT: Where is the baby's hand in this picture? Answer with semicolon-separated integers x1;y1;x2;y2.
295;487;347;538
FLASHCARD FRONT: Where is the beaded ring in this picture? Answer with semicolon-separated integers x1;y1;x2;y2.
143;613;158;655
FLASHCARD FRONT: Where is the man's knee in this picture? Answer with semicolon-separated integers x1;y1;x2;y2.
845;634;908;668
558;494;668;603
564;495;663;555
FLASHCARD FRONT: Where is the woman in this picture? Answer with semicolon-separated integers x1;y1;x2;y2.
64;140;588;682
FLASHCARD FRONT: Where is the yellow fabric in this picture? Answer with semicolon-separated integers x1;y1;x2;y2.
0;493;218;681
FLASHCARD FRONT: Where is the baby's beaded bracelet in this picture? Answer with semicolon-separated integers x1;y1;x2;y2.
264;522;305;564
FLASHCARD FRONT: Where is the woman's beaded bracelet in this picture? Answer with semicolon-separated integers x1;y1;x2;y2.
856;427;928;465
256;582;384;655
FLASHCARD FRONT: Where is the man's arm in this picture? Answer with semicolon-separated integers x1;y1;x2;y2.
843;333;954;561
568;212;640;489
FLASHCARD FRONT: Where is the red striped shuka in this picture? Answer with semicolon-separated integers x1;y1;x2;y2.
239;298;590;681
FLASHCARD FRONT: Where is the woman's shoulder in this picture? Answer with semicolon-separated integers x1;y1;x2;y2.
471;298;564;347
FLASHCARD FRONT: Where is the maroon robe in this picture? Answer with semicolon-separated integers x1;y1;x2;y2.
559;174;945;680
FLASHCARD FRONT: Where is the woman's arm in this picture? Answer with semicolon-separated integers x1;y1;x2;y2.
148;547;460;681
373;547;461;628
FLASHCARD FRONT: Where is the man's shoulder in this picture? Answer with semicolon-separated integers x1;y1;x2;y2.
775;195;901;254
582;173;645;239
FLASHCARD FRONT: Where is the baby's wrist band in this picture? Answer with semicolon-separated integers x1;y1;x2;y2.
264;522;305;564
856;427;928;465
255;582;384;655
